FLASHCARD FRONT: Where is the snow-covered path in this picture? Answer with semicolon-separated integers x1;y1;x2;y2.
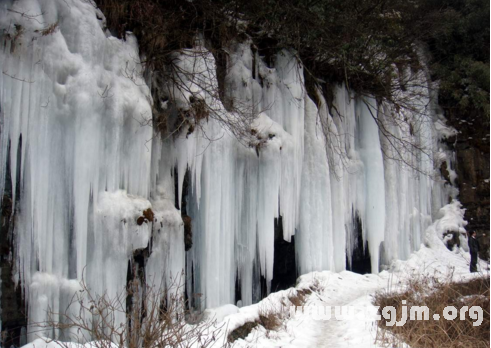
215;270;389;348
228;236;488;348
219;201;487;347
312;273;386;347
291;272;387;348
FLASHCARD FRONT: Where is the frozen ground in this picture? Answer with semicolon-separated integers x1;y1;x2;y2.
213;201;489;348
221;254;487;347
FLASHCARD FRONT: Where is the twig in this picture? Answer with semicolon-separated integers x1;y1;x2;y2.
2;71;35;83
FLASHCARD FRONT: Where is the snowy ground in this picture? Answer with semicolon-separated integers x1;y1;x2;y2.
221;246;488;348
224;271;387;348
212;202;490;348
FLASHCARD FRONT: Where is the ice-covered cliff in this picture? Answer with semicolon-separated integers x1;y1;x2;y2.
0;0;457;341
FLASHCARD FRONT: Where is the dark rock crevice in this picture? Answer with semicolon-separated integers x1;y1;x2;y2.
1;138;27;347
346;214;372;274
271;216;296;293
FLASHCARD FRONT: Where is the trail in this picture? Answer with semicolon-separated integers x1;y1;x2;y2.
230;236;488;348
295;272;388;348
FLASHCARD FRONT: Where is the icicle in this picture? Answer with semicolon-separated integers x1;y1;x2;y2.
0;1;455;335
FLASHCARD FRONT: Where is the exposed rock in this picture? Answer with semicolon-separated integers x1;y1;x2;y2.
440;161;451;184
143;208;155;222
126;246;149;317
444;111;490;260
183;214;192;251
136;208;155;226
444;231;462;251
136;216;145;225
271;216;297;292
346;214;372;274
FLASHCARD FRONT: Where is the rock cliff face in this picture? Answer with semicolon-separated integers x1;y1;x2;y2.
445;112;490;260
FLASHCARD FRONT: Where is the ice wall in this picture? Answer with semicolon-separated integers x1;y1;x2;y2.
152;41;453;309
0;0;456;340
0;0;183;340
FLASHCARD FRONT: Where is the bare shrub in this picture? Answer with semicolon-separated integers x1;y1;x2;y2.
91;0;260;145
373;274;490;348
35;274;226;348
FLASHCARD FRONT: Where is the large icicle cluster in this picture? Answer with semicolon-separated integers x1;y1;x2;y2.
171;43;454;307
0;0;456;340
0;0;183;339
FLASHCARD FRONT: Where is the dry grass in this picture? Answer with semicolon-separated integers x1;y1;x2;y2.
258;307;282;332
40;22;58;36
227;286;316;343
227;321;258;343
226;306;283;344
374;274;490;348
288;288;311;307
36;273;224;348
227;281;323;343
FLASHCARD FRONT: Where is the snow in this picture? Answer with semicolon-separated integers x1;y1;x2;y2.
203;304;240;322
0;0;461;343
434;117;458;139
205;203;489;348
23;339;117;348
432;200;467;239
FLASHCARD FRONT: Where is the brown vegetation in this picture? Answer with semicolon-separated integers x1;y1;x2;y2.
92;0;259;145
227;321;258;343
40;22;58;36
142;208;154;222
226;305;284;343
287;288;310;307
37;274;225;348
227;284;317;343
257;307;282;332
373;274;490;348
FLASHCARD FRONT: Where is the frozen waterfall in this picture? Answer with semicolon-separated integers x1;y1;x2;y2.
0;0;456;340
